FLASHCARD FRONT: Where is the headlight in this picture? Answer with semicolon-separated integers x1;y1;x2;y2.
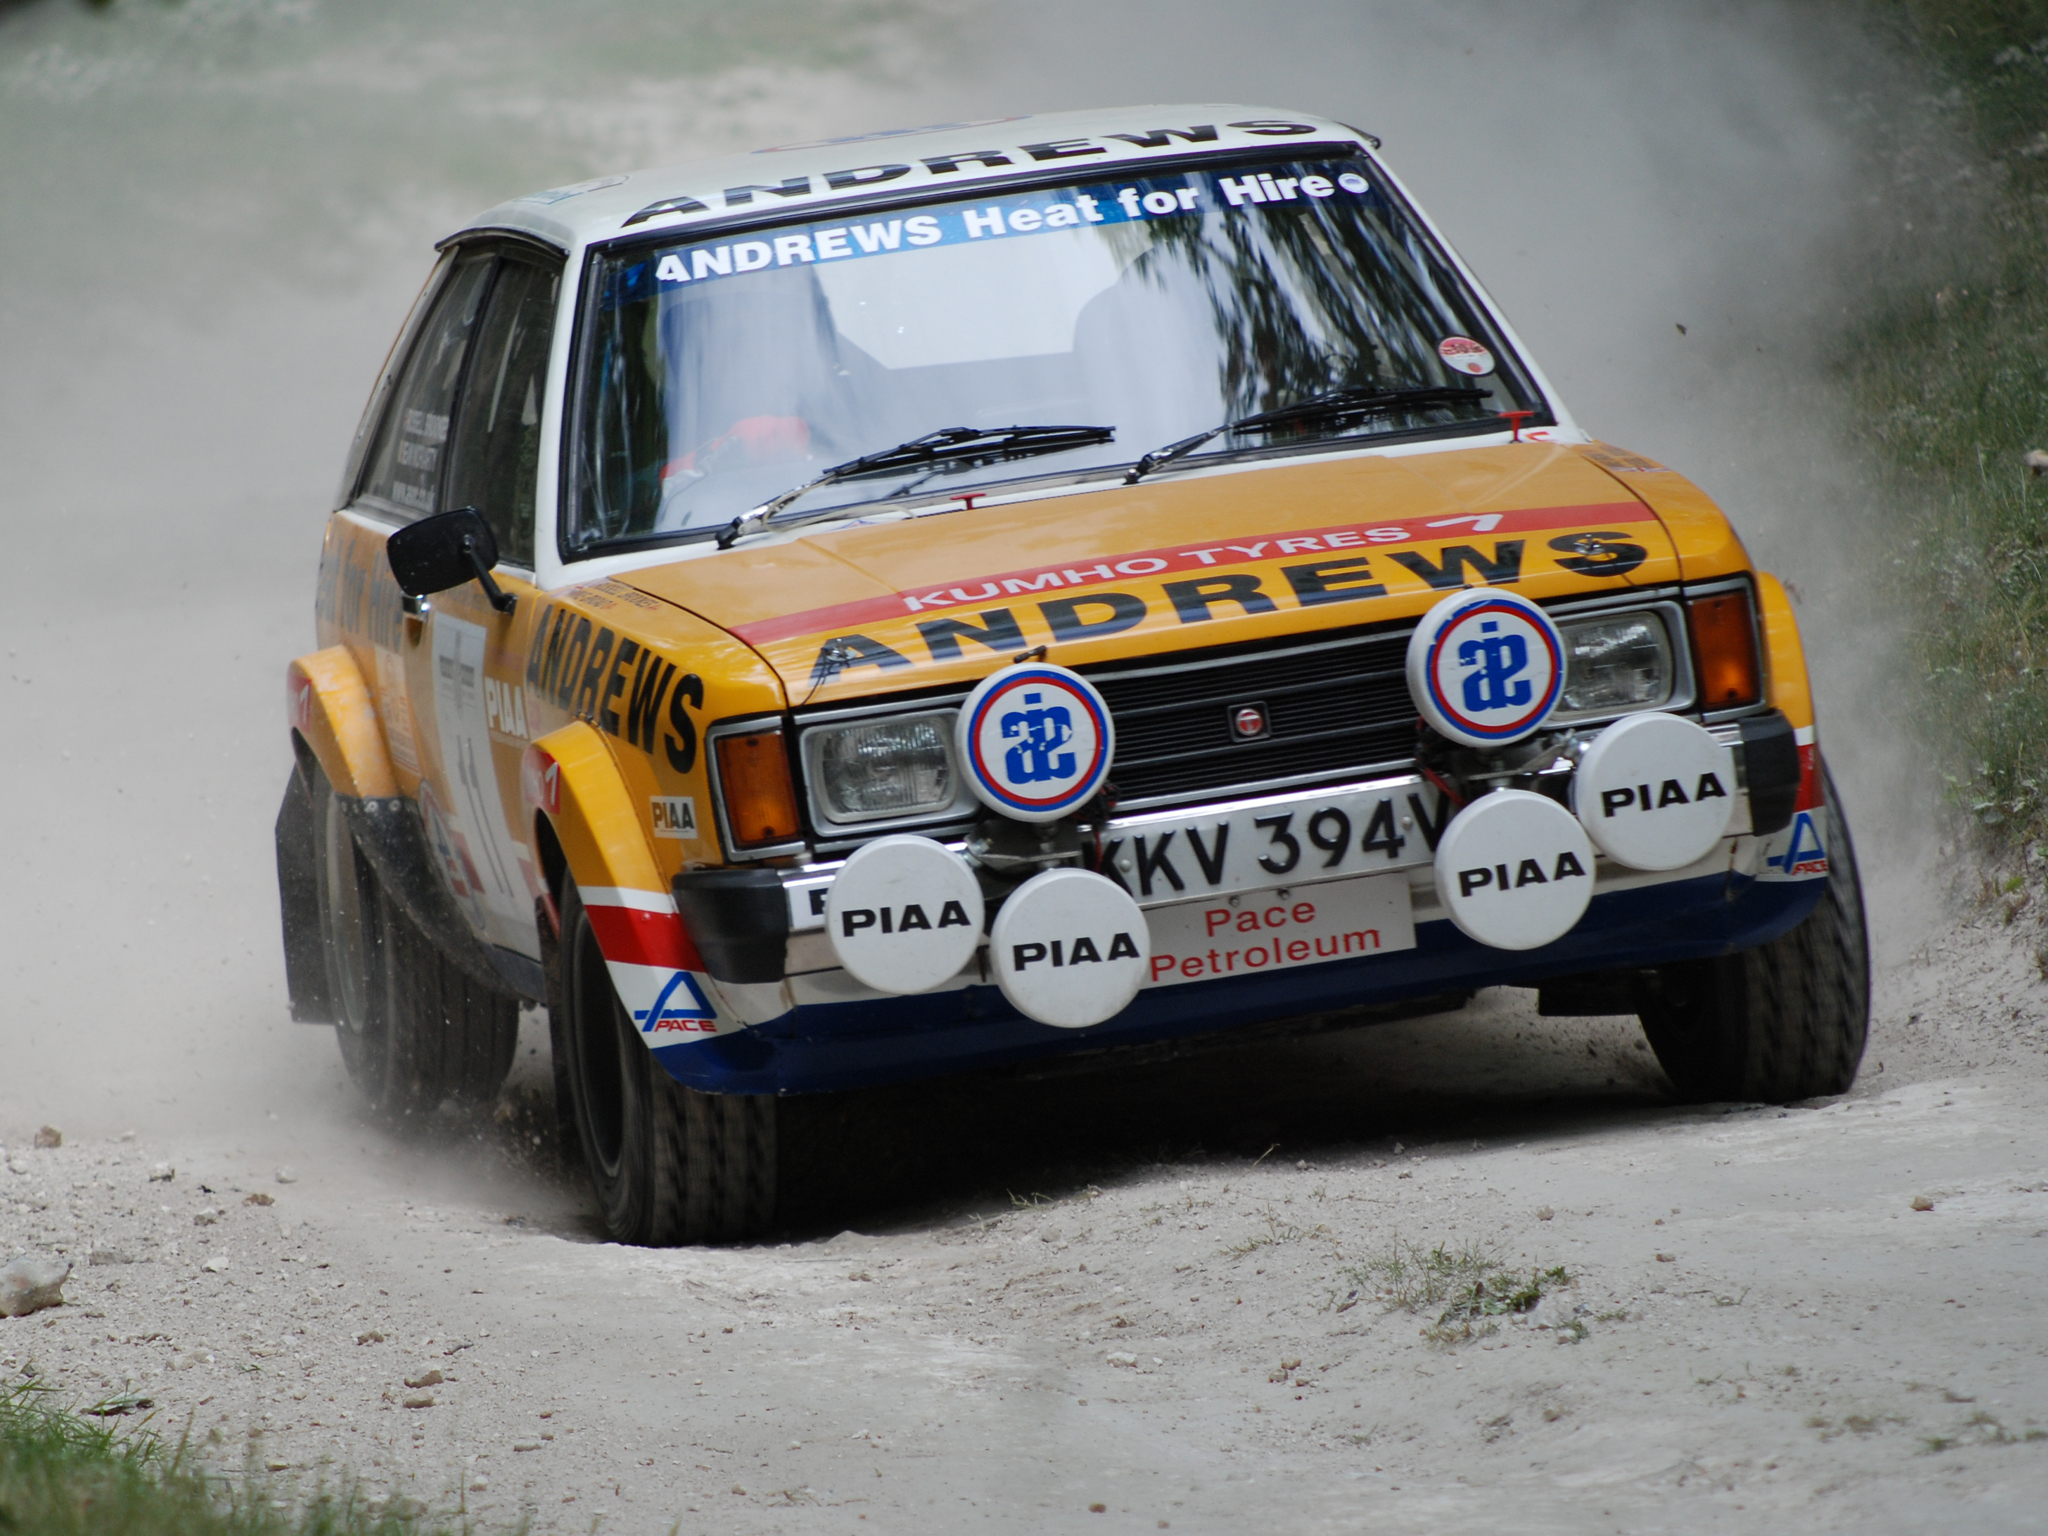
804;713;959;823
1558;613;1674;714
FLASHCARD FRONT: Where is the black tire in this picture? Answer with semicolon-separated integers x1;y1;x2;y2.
310;768;518;1117
387;901;521;1105
1638;770;1869;1103
556;878;777;1245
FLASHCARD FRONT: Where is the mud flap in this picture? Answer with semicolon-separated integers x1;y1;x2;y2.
275;762;335;1024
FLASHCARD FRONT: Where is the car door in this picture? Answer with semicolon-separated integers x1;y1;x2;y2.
424;251;563;959
347;243;562;961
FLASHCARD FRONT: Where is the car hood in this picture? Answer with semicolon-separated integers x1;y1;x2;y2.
613;443;1679;707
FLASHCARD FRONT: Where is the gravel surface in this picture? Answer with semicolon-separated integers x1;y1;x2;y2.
6;904;2047;1534
0;8;2031;1530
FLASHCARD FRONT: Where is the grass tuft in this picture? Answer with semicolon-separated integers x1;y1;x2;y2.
0;1380;478;1536
1223;1206;1329;1256
1338;1239;1571;1344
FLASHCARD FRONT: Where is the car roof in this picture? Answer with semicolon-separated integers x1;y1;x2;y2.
453;104;1376;254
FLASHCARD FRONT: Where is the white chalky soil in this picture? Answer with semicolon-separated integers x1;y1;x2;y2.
6;928;2048;1533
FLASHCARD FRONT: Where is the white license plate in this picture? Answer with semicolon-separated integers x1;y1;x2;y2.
1104;776;1443;904
1143;871;1415;988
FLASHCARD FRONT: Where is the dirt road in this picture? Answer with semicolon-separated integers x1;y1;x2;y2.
2;4;2029;1530
7;902;2047;1534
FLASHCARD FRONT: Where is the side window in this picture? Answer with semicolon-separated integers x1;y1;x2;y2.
446;257;561;567
336;251;452;510
356;253;494;516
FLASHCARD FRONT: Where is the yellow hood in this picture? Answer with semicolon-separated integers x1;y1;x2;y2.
617;442;1676;705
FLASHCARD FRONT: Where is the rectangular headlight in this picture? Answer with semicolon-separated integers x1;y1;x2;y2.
1558;612;1674;715
804;712;959;824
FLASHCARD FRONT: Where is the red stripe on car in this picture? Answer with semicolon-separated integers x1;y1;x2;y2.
724;500;1654;646
1793;744;1824;812
585;903;704;971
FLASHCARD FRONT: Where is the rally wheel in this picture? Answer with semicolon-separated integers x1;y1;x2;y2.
311;768;518;1117
385;902;521;1106
556;877;777;1245
1637;770;1869;1103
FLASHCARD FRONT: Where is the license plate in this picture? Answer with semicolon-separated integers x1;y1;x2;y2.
1143;871;1416;988
782;775;1448;935
1103;775;1443;905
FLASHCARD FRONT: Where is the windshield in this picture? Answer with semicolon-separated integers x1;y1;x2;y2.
566;152;1543;554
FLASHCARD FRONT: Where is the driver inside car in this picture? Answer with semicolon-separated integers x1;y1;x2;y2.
652;275;843;530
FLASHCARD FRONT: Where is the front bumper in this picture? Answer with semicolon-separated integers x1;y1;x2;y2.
651;711;1819;1095
655;860;1822;1094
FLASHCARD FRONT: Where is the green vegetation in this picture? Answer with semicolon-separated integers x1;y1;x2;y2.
1917;1407;2048;1452
1338;1239;1571;1345
0;1381;470;1536
1849;2;2048;839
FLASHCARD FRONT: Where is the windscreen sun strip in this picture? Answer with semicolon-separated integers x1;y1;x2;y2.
562;148;1547;559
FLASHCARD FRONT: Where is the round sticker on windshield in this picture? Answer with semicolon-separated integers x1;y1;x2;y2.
1438;336;1496;377
1405;588;1565;748
1337;171;1371;194
957;665;1114;824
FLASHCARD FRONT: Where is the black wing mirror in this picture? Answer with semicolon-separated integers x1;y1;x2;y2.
386;507;516;615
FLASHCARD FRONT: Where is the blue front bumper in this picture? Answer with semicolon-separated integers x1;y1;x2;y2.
653;868;1822;1096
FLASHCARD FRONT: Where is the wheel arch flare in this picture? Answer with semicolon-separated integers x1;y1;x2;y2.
520;721;793;1076
286;646;396;801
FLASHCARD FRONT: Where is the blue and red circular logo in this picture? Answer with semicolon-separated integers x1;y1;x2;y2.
1404;589;1564;747
955;665;1114;824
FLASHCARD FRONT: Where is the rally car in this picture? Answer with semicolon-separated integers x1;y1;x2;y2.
275;106;1867;1244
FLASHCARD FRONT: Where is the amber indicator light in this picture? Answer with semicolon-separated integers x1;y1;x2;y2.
1687;591;1762;709
716;730;802;848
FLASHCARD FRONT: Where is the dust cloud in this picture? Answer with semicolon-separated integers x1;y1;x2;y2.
0;0;1945;1154
938;0;1955;950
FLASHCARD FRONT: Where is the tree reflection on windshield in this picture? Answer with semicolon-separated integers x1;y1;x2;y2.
568;157;1542;553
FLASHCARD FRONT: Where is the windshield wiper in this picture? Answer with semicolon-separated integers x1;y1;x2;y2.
1123;385;1494;484
716;424;1115;548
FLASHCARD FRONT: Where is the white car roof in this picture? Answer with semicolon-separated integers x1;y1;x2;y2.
456;104;1375;253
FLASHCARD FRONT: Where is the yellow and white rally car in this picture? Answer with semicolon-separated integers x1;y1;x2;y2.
275;106;1866;1244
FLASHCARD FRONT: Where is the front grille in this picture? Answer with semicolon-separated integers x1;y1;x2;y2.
1082;626;1418;808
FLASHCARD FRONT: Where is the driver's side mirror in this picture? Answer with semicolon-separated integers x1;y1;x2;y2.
386;507;516;615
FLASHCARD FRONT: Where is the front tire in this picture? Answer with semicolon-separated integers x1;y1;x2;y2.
1638;770;1869;1103
557;878;777;1245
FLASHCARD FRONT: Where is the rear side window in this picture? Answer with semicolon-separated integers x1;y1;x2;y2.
445;258;560;567
357;253;494;515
